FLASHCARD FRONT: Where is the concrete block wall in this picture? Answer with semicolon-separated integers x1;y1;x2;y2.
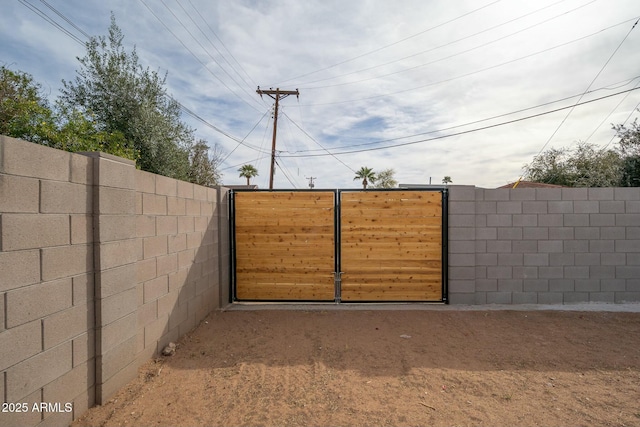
87;152;139;405
133;169;222;375
448;185;640;304
0;136;229;426
1;136;95;427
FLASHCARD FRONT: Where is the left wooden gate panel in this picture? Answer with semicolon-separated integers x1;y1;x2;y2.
233;191;336;301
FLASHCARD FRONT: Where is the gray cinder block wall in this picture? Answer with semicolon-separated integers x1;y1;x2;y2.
448;185;640;304
1;136;95;427
0;136;229;427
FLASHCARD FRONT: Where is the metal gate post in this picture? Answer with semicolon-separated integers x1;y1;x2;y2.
334;190;341;303
442;188;449;304
229;190;236;302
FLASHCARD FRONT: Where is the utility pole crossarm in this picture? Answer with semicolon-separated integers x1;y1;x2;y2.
256;87;300;190
256;87;299;99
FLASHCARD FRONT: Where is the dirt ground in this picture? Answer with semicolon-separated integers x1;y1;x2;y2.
73;308;640;427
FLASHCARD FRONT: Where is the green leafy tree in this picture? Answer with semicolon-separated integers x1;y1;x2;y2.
59;14;194;180
613;117;640;187
442;176;453;185
188;140;223;186
620;156;640;187
354;166;376;189
373;168;397;188
238;164;258;185
0;66;137;159
53;106;137;159
0;66;56;143
570;143;623;187
524;112;640;188
613;117;640;155
524;147;570;186
523;142;623;187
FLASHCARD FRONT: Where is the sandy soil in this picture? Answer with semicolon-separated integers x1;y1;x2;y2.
73;308;640;427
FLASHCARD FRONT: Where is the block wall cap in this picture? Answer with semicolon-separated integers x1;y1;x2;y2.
78;151;136;166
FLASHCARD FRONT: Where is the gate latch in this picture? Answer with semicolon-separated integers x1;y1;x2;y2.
334;271;343;303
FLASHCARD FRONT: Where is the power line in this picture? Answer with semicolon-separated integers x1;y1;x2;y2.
139;0;262;112
286;77;640;154
39;0;91;39
299;17;638;106
278;106;307;183
278;86;640;158
18;0;84;46
160;0;260;107
533;16;640;158
19;0;251;152
272;0;502;86
254;112;274;187
18;0;267;170
281;111;356;172
584;82;639;145
296;0;578;88
219;107;272;164
599;93;640;151
186;0;259;90
177;106;264;159
220;155;271;172
287;102;324;179
18;1;639;178
274;157;298;188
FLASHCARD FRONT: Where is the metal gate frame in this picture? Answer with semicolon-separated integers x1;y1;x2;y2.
229;188;448;303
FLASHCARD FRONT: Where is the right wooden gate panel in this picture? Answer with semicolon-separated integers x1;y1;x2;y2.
340;190;443;301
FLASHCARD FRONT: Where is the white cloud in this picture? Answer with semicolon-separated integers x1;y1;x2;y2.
1;0;639;189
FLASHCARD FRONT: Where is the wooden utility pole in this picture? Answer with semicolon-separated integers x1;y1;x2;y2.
306;176;316;189
257;87;299;189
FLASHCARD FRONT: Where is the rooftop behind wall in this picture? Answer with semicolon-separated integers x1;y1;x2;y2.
0;136;229;426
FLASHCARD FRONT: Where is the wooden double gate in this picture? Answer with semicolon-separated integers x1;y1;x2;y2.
230;189;448;302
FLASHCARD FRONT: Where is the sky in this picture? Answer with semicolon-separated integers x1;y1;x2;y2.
1;0;640;189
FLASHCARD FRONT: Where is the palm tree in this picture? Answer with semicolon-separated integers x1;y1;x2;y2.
354;166;376;189
238;164;258;186
442;176;453;185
